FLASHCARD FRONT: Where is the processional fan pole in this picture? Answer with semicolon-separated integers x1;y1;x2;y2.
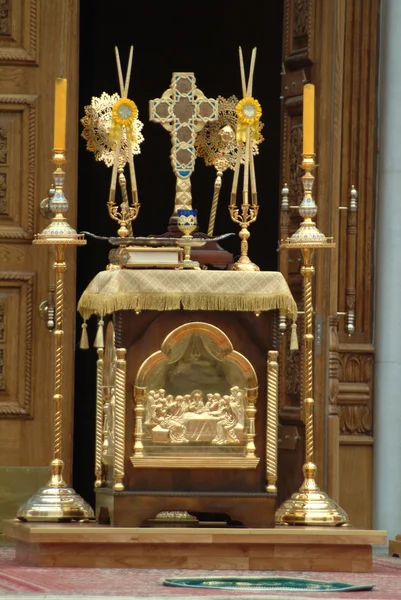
17;79;94;521
275;83;349;526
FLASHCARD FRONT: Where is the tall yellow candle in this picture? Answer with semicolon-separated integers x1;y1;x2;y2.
53;78;67;151
303;83;315;155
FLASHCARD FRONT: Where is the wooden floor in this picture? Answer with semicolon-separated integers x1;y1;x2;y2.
3;520;386;571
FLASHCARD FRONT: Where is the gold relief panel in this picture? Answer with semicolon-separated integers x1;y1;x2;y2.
0;95;36;240
0;0;37;64
0;271;34;417
131;322;259;469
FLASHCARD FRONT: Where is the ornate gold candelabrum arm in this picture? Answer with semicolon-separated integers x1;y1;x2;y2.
17;150;94;521
228;202;260;271
107;168;140;238
275;154;349;526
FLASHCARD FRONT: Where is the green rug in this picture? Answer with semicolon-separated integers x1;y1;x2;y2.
163;576;374;592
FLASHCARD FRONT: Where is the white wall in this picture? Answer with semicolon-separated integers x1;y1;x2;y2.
373;0;401;541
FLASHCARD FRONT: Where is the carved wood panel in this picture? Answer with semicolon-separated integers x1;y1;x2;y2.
338;348;373;437
279;87;304;423
335;0;379;527
0;0;37;64
0;94;36;239
0;271;33;416
337;0;379;346
283;0;316;70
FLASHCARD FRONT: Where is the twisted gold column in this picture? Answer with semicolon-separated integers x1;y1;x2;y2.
302;249;315;468
266;350;278;493
113;348;126;491
48;246;66;486
207;170;222;236
95;348;104;488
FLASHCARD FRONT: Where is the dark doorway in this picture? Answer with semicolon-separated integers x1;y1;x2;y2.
74;1;284;505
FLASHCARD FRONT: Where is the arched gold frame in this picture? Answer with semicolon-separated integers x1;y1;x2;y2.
131;322;259;469
95;322;127;491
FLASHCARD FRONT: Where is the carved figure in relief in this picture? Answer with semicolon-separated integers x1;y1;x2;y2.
144;386;247;445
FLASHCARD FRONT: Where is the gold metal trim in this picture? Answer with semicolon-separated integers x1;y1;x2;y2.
130;457;259;468
266;350;278;493
113;348;126;492
95;348;104;488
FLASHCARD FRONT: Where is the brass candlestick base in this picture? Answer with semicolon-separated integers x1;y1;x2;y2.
17;459;95;521
275;463;349;526
232;226;259;271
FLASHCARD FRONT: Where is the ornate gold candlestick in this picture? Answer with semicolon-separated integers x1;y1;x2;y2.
17;147;94;521
275;153;349;526
228;202;260;271
229;47;262;271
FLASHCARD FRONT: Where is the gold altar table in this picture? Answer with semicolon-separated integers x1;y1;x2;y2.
78;269;297;528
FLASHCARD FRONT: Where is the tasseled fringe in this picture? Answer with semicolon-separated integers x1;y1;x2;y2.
79;319;89;350
93;318;104;348
290;321;299;351
78;291;298;319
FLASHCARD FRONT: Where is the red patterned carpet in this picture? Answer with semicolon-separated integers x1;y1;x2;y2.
0;546;400;598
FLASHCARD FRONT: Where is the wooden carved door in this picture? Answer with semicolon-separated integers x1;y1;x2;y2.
0;0;80;529
278;0;379;527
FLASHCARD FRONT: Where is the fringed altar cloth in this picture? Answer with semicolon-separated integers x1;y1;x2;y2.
77;269;297;320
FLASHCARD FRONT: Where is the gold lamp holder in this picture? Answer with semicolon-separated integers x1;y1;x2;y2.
228;202;260;271
17;150;95;521
276;154;349;526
